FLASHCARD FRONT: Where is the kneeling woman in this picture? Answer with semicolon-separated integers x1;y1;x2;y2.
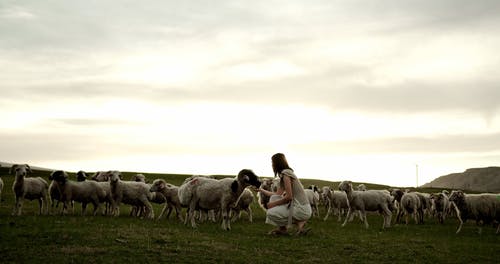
258;153;312;235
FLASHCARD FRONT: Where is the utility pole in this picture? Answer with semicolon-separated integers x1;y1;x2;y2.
416;164;419;188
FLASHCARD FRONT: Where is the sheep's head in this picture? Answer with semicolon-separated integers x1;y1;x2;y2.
150;179;166;192
109;171;122;184
132;174;146;183
338;181;353;193
91;171;109;182
10;164;32;176
233;169;261;193
431;193;447;211
449;190;465;205
51;170;69;184
391;189;404;202
76;171;87;182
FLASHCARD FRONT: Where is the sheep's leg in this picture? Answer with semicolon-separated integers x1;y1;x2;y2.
361;210;369;229
158;204;168;220
247;207;252;223
38;198;43;215
175;205;184;222
188;200;197;228
342;208;353;227
145;201;154;219
166;206;173;219
221;208;231;230
82;203;88;216
12;196;22;216
323;204;331;221
92;201;101;216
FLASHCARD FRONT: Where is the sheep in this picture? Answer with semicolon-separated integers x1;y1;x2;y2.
391;189;405;224
357;184;367;191
127;173;165;217
10;164;49;215
150;179;183;221
305;187;320;217
132;173;147;183
400;192;423;225
51;170;106;216
76;171;88;182
91;171;110;182
48;173;65;214
178;169;261;230
430;192;450;224
257;178;279;212
449;190;500;234
338;180;393;229
230;188;255;223
108;170;155;219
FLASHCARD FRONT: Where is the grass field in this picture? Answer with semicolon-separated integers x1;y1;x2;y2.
0;168;498;263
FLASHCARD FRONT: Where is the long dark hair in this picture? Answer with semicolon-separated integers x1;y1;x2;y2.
271;153;292;177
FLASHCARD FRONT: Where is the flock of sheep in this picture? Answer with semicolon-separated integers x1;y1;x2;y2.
1;163;499;234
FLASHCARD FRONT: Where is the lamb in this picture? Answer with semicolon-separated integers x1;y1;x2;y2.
230;188;255;223
449;190;500;234
108;170;155;219
338;180;393;229
305;186;320;217
10;164;49;215
178;169;261;230
430;192;450;224
51;170;106;216
149;179;183;221
91;171;110;182
257;178;279;212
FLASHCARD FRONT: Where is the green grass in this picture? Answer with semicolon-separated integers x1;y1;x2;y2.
0;168;498;263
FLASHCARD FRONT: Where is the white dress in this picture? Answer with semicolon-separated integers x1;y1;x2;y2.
265;169;312;227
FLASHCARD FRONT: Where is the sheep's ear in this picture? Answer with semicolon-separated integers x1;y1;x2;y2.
49;171;56;180
231;180;239;193
25;164;32;173
9;164;18;174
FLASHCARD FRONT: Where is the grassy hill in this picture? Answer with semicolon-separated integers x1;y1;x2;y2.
422;166;500;193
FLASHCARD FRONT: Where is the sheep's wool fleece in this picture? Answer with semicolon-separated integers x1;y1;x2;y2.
265;169;312;226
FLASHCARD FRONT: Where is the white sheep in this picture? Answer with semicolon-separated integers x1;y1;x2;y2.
108;170;155;219
10;164;49;215
400;192;423;224
150;179;184;221
230;188;255;223
257;178;279;212
449;190;500;234
51;170;106;216
178;169;261;230
128;173;165;217
305;187;320;217
338;180;393;229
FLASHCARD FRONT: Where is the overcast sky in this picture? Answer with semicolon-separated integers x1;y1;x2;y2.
2;0;500;186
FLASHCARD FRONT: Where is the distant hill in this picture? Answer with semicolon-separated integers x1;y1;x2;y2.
0;161;53;172
422;167;500;193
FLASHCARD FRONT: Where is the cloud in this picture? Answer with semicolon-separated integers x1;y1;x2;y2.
293;133;500;155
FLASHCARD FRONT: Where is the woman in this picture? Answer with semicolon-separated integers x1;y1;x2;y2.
258;153;312;235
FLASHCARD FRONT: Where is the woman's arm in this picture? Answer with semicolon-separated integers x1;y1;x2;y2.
267;175;293;209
